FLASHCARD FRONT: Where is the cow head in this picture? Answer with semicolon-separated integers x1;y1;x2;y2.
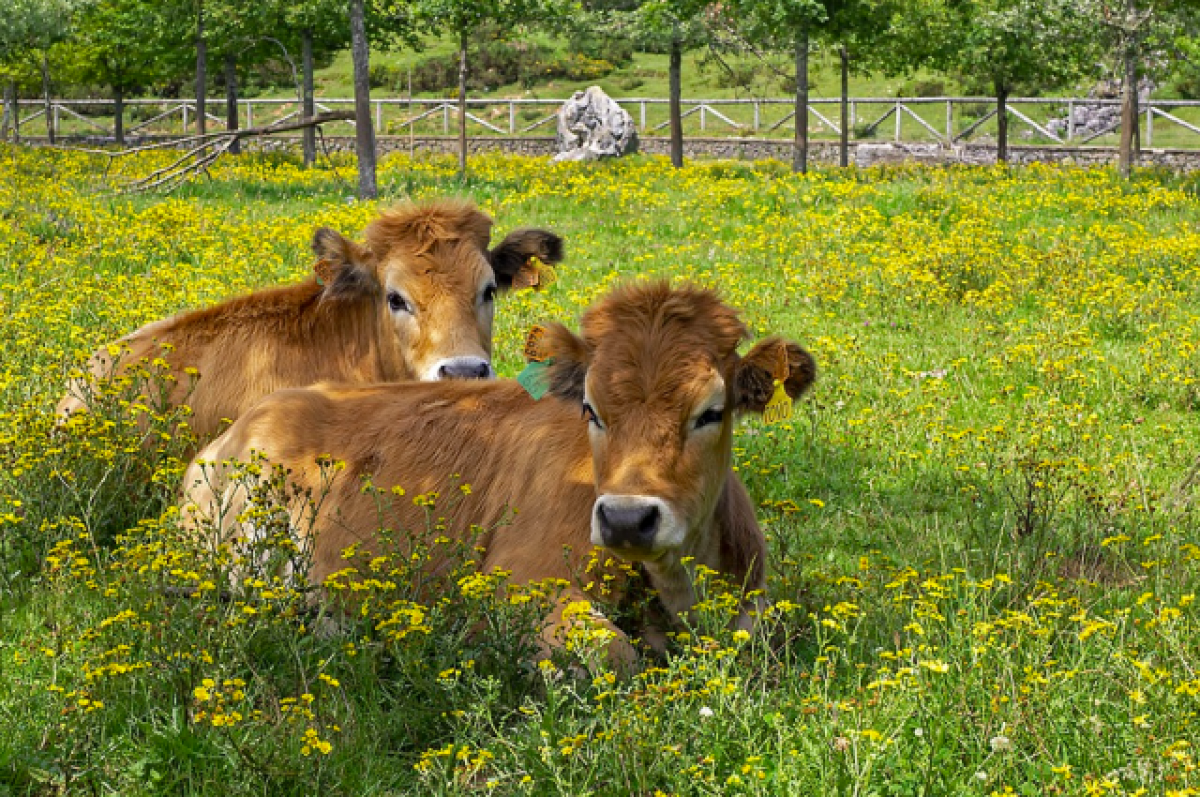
311;200;563;381
540;283;816;572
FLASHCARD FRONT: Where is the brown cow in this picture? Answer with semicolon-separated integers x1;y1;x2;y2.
57;199;563;439
181;282;816;663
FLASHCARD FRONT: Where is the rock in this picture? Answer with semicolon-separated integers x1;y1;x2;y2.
552;86;638;163
854;142;947;167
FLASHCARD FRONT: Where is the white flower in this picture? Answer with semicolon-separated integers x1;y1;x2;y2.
990;735;1012;752
913;727;924;738
699;706;714;719
975;771;988;782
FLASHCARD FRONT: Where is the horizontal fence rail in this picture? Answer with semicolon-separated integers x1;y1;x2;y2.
3;96;1197;150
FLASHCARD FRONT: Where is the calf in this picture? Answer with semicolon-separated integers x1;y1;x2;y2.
57;199;563;439
182;282;816;663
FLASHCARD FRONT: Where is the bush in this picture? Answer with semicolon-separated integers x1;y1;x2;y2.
899;79;947;98
371;40;621;95
567;33;634;69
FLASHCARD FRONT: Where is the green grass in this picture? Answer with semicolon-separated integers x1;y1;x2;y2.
0;148;1198;795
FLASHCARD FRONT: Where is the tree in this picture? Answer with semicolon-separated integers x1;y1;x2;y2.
415;0;563;177
722;0;825;172
69;0;166;145
349;0;376;197
0;0;83;144
886;0;1099;163
277;0;349;166
1090;0;1200;177
632;0;711;169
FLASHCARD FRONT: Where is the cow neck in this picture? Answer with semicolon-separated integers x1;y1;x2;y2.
310;292;399;382
637;474;728;622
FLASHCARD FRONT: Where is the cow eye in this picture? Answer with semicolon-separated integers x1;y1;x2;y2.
695;407;724;429
386;290;411;314
481;284;497;304
582;402;605;430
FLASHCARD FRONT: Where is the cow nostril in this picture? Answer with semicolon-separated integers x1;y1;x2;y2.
639;505;660;537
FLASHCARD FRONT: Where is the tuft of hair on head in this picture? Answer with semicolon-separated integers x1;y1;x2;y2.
364;199;494;258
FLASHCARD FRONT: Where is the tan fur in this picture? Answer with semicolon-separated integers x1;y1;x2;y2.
181;282;815;665
57;200;563;441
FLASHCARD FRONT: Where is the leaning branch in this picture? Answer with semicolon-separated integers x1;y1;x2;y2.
102;111;356;193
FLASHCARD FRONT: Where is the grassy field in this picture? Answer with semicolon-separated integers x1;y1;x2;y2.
1;147;1199;795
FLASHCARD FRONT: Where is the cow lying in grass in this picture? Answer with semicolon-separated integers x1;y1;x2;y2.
181;282;816;664
57;199;563;439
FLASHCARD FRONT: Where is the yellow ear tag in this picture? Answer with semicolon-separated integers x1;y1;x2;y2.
762;379;793;426
524;324;549;363
314;258;334;287
533;257;557;288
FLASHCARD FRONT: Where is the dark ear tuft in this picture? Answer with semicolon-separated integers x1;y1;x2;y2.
541;323;589;402
310;226;377;299
734;337;817;413
489;228;565;291
311;227;342;258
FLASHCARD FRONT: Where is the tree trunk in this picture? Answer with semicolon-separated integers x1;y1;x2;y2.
349;0;377;199
1119;30;1138;178
668;36;683;168
114;85;125;147
996;83;1008;164
793;29;809;174
839;44;849;168
10;81;18;143
0;82;11;141
42;51;54;145
458;28;468;177
302;28;315;167
196;0;207;135
224;53;240;154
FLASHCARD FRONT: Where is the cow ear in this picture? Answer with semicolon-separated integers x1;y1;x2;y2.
733;337;817;413
488;228;564;292
312;227;378;299
541;323;590;402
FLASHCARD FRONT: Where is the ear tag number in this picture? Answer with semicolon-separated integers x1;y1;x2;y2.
517;358;554;400
524;324;549;363
314;258;334;287
763;379;793;426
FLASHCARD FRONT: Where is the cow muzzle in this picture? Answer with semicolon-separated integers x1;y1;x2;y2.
428;356;494;380
591;495;680;558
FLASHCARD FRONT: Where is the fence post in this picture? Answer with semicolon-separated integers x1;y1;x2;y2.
640;100;646;132
183;103;189;133
894;100;901;142
53;104;59;138
509;101;515;134
945;100;952;143
375;100;382;131
246;101;253;129
1067;100;1074;142
753;100;760;131
700;104;706;132
1146;104;1153;148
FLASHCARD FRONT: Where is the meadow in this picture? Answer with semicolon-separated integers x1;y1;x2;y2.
0;146;1198;796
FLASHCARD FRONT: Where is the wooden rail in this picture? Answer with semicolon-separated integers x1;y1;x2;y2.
3;96;1195;149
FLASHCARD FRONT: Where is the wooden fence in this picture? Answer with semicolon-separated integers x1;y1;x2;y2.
4;96;1199;149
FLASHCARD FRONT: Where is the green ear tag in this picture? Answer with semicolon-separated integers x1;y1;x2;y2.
517;358;554;400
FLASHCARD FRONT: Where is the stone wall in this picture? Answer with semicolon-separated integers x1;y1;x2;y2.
19;133;1200;170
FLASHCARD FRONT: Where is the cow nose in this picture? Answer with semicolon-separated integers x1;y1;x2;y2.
596;499;661;550
436;358;492;380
